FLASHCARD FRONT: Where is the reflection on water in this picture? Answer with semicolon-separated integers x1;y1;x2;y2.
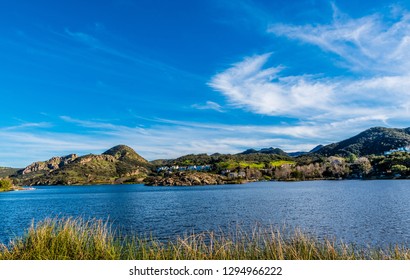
1;180;410;247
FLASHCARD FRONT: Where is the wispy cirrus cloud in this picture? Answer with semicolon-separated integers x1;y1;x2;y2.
62;28;204;82
268;5;410;74
209;53;335;118
56;115;387;158
191;101;224;112
2;122;52;131
213;0;274;32
65;28;100;46
209;5;410;129
0;129;113;167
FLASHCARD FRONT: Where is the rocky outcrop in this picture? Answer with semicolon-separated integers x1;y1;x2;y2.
145;172;234;186
20;154;78;175
77;154;115;164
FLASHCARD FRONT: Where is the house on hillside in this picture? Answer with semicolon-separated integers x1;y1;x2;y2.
228;171;246;179
384;146;410;155
157;165;212;173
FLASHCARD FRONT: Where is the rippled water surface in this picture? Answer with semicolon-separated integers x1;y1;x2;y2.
1;180;410;246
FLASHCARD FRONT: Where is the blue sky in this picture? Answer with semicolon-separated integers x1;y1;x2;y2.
1;0;410;167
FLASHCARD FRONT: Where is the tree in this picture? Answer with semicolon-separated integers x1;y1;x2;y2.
348;153;358;163
0;178;13;191
323;157;349;178
274;164;292;180
392;164;408;175
354;157;372;175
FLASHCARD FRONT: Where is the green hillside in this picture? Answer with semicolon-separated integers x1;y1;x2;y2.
317;127;410;156
0;167;20;178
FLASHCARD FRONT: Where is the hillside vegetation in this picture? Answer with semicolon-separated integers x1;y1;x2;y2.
0;167;20;177
12;145;150;186
317;127;410;156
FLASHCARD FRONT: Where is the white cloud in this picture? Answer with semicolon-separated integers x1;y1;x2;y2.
210;6;410;128
268;7;410;74
191;101;224;112
0;129;114;167
209;52;409;124
59;115;391;155
209;53;335;118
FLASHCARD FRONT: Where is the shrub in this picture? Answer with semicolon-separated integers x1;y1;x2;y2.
0;178;13;191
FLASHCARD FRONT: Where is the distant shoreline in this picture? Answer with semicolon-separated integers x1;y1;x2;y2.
6;176;410;189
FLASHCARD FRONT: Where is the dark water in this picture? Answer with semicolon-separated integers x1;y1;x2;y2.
1;180;410;247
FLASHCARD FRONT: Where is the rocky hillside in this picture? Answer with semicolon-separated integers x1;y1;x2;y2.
145;172;229;186
317;127;410;156
13;145;151;186
18;154;78;175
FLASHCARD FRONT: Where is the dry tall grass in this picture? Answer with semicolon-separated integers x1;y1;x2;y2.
1;217;410;260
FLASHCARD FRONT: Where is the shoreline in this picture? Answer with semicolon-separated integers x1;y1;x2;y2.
5;176;410;188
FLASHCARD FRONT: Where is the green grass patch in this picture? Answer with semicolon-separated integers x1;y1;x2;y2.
217;160;238;170
238;162;265;169
1;217;410;260
218;161;266;170
270;160;296;167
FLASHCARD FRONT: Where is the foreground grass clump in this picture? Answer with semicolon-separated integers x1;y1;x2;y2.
0;218;120;260
2;218;410;260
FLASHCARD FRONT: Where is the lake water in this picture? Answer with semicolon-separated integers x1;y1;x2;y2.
1;180;410;247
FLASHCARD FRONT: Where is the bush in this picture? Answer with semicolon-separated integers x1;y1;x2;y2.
0;178;13;191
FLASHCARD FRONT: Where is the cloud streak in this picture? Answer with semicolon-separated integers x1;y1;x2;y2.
268;6;410;74
65;28;100;46
191;101;224;112
62;28;204;82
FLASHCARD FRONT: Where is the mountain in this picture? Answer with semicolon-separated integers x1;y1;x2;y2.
239;147;288;156
103;145;148;164
317;127;410;156
310;145;324;153
286;145;324;157
285;151;302;157
13;145;151;186
0;167;20;178
287;151;307;157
